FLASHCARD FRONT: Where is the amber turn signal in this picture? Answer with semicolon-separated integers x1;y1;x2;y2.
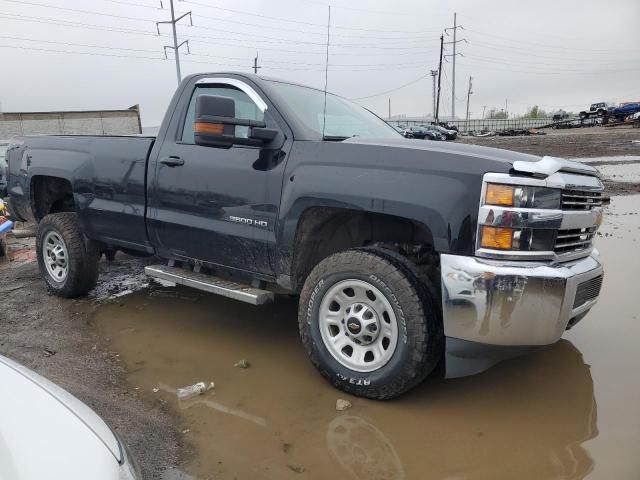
480;226;514;250
194;122;224;135
485;183;514;207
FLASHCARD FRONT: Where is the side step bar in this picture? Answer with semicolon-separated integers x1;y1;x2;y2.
145;265;274;305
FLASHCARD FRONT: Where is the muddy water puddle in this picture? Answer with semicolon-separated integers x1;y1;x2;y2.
94;195;640;480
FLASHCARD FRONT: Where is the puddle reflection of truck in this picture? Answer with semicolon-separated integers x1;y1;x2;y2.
5;73;606;398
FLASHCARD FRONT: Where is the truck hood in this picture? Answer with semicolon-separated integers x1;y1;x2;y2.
342;136;600;178
343;136;540;166
0;355;120;480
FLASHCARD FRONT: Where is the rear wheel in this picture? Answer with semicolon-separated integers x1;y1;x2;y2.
298;249;443;399
36;213;99;298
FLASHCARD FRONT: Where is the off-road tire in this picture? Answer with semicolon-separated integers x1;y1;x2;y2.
36;212;99;298
298;248;443;400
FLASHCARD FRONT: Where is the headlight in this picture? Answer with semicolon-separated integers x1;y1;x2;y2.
479;226;556;251
485;183;561;209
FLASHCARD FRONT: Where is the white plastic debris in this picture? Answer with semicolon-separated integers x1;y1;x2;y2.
176;381;215;399
234;359;250;369
152;387;160;393
336;399;352;411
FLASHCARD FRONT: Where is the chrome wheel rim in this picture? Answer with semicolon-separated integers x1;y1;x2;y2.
43;231;69;283
318;279;398;373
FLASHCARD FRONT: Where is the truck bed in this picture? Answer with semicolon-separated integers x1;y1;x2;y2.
6;135;155;251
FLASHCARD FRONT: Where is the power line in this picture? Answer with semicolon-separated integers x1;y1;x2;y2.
0;12;434;57
457;60;640;76
104;0;163;9
352;74;429;100
3;0;438;48
0;35;162;54
1;0;155;23
468;39;634;60
190;8;439;41
185;0;434;24
466;27;639;54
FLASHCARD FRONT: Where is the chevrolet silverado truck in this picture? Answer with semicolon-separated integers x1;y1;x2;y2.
5;73;605;399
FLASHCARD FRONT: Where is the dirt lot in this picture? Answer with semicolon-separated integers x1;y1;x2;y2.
0;246;184;479
1;135;640;479
458;125;640;158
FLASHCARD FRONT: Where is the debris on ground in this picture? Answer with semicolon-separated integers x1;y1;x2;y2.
287;464;306;474
335;399;352;411
234;359;250;369
176;381;215;399
153;387;160;393
89;256;155;302
43;348;56;357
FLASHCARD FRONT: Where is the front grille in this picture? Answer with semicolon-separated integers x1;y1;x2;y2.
562;190;603;210
573;275;603;308
554;227;596;255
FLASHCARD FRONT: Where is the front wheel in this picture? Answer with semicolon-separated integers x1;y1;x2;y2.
298;249;443;399
36;212;99;298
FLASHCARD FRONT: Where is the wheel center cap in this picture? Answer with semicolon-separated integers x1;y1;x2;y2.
346;317;362;334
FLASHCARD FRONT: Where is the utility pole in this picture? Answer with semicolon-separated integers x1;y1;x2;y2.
435;35;444;123
430;69;438;117
388;98;391;120
465;75;473;131
252;51;262;74
444;12;466;119
157;0;192;85
505;99;508;118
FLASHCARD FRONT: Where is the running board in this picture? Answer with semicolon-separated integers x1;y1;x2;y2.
144;265;274;305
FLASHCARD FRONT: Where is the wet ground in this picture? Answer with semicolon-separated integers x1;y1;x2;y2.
1;151;639;479
89;195;640;480
458;125;640;159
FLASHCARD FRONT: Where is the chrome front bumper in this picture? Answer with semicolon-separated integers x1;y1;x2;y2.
441;252;603;346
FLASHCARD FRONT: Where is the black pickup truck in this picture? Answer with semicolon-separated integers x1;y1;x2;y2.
5;73;605;398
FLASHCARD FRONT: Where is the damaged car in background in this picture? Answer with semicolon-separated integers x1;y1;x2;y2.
5;73;606;399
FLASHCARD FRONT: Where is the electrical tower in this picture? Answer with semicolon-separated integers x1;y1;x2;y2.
252;52;262;74
157;0;192;85
430;69;438;117
444;13;466;119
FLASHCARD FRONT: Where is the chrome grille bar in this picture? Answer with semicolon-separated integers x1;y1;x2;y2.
555;227;596;254
562;190;603;210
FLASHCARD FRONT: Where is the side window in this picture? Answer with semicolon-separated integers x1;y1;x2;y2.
181;84;265;144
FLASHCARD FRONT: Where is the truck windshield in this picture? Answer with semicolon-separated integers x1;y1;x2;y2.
266;81;400;140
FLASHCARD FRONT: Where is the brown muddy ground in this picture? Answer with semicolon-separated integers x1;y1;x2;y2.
90;195;640;480
0;241;183;479
458;125;640;159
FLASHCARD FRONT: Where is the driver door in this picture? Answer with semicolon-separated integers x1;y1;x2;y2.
147;79;288;276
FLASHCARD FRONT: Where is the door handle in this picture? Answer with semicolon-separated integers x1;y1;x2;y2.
160;156;184;167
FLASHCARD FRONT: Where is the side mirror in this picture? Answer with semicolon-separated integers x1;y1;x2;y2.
194;94;279;149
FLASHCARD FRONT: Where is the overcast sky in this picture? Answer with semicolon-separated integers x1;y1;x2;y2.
0;0;638;126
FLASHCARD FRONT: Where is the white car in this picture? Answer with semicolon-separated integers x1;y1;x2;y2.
0;355;141;480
